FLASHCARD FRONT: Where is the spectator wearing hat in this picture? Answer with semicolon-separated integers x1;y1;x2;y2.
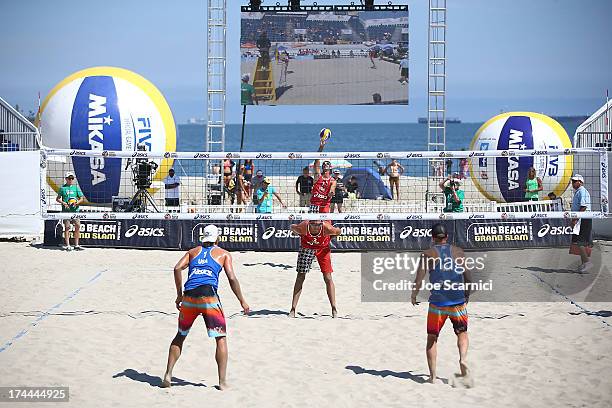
251;169;265;204
569;174;593;271
240;74;258;105
255;177;286;213
439;175;464;213
56;171;85;251
164;168;181;209
330;169;347;213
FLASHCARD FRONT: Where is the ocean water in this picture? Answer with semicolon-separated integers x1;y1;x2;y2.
177;120;583;152
174;120;583;177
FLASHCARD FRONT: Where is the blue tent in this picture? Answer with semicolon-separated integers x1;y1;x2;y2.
341;167;392;200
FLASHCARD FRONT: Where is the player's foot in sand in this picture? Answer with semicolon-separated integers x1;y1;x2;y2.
426;376;441;384
288;309;296;318
331;307;338;318
218;381;229;391
161;374;171;388
459;360;469;377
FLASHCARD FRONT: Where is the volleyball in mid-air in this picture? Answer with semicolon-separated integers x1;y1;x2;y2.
469;112;573;203
320;128;332;142
38;66;176;204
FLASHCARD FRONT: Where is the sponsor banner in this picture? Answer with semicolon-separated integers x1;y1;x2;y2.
43;219;180;248
182;221;259;250
44;219;574;251
454;219;572;249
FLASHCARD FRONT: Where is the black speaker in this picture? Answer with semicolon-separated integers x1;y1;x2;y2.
112;196;132;212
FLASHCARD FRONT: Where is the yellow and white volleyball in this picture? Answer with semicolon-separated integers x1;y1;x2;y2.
67;197;78;207
37;67;176;204
319;128;332;142
469;112;573;203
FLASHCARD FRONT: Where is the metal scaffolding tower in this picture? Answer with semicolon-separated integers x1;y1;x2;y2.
427;0;447;152
205;0;227;204
426;0;447;210
206;0;227;154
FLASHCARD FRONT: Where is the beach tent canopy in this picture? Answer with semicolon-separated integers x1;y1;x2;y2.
341;167;392;200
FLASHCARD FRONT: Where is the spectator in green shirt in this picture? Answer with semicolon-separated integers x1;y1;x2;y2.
439;176;464;213
56;171;85;251
241;74;258;105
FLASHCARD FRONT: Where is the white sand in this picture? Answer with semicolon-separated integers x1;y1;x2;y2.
1;242;611;407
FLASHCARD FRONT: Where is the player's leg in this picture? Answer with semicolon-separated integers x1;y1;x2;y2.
62;220;71;248
290;248;315;317
215;337;228;390
162;333;186;387
318;248;337;317
73;219;81;247
426;334;438;383
450;303;469;377
162;304;198;387
426;304;447;383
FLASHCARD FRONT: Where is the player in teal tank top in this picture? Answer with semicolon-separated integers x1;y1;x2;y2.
162;225;250;391
411;223;473;386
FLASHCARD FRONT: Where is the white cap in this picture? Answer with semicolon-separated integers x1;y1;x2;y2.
65;171;75;178
571;174;584;183
200;225;219;243
242;73;250;81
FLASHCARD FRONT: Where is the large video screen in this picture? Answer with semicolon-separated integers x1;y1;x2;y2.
240;9;409;105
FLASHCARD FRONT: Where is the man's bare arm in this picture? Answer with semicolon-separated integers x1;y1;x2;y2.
411;251;429;305
314;140;325;178
290;222;307;236
325;223;341;236
223;252;250;314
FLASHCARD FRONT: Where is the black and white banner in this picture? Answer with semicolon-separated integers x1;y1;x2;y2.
44;219;574;251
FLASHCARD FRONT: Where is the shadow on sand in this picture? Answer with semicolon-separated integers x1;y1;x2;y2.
113;369;207;388
345;365;446;384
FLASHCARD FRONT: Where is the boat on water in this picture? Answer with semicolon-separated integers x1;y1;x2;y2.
418;117;461;124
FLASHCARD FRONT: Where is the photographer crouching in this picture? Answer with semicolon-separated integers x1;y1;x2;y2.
439;175;464;213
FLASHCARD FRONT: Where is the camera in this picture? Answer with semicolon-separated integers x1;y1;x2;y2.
131;144;158;190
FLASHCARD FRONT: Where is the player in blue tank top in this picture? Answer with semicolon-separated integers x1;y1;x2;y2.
162;225;250;391
411;223;473;385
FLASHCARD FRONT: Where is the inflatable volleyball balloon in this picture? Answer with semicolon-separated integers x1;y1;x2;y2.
469;112;573;203
38;67;176;204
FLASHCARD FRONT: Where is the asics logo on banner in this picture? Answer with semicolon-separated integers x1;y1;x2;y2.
406;153;422;158
194;214;211;220
125;225;165;238
70;150;86;156
405;214;423;220
531;150;548;156
131;152;148;158
530;213;547;219
602;162;607;179
256;153;272;159
344;215;361;220
469;152;485;157
344;153;361;159
262;226;296;240
256;214;273;220
193;153;209;159
537;224;573;238
400;226;431;239
469;214;485;219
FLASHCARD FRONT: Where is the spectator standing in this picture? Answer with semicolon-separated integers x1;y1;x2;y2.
439;176;464;213
569;174;593;272
256;177;286;213
346;176;359;199
164;168;181;209
330;169;346;213
296;166;314;207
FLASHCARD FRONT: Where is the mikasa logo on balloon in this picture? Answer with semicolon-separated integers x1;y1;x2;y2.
469;112;573;203
38;67;176;204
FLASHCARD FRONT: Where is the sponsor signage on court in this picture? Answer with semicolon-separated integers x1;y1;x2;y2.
43;219;180;248
44;219;575;251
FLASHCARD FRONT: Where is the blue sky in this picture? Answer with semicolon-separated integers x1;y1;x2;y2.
0;0;610;123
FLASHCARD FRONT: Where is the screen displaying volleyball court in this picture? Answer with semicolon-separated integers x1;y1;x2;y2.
240;9;409;105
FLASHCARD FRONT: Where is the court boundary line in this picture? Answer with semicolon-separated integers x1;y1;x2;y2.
0;269;108;353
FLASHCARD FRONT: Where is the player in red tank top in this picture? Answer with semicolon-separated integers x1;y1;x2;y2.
309;139;336;213
289;220;341;318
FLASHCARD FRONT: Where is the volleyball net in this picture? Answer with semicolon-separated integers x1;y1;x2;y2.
40;147;609;221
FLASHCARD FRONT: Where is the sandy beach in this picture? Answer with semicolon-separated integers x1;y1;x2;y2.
1;242;611;407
